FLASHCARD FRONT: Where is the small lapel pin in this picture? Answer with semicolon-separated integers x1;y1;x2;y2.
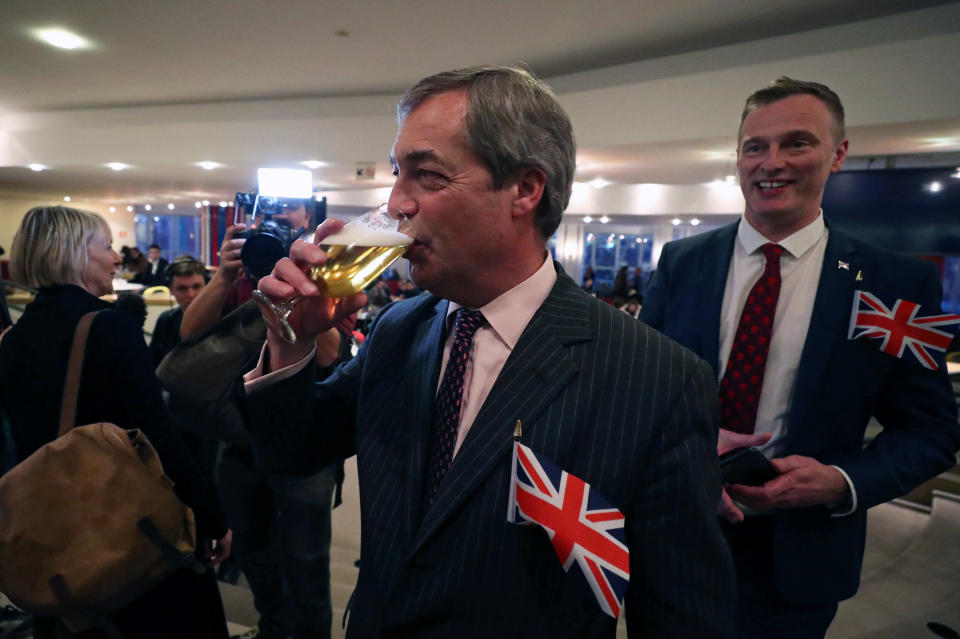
838;260;850;271
855;269;863;282
513;420;523;441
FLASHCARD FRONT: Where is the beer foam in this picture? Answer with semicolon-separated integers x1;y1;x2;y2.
322;225;412;247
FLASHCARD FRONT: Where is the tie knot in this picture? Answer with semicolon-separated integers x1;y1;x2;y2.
761;243;784;264
454;308;484;338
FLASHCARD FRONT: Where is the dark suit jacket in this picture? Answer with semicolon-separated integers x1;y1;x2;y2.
639;221;960;604
133;258;169;287
150;306;183;367
244;267;735;638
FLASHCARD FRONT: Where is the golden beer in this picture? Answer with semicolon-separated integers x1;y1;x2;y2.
308;226;412;298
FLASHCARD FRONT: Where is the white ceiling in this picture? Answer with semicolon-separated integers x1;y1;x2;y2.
1;0;959;210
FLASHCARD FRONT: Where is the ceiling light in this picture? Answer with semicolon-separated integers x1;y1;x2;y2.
196;161;220;171
195;201;202;208
599;215;610;224
671;218;681;226
105;162;129;171
167;203;175;210
144;204;152;211
126;205;133;212
635;238;642;243
63;196;71;202
202;200;210;206
154;217;160;222
951;168;960;179
589;177;611;189
28;164;46;172
618;234;625;240
33;28;90;50
301;160;328;169
690;218;701;226
927;181;943;193
219;201;228;207
582;216;593;224
109;206;116;213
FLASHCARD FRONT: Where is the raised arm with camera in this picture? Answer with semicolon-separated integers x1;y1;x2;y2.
179;223;247;340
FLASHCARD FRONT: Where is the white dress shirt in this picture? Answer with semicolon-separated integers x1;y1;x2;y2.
720;213;856;514
442;255;556;456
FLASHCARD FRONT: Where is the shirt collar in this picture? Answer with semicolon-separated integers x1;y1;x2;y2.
738;211;826;259
447;254;557;350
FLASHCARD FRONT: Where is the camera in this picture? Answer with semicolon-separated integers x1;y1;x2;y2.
233;192;326;281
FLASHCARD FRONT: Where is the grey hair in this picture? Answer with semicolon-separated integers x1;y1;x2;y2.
741;76;846;142
398;65;576;240
10;206;110;288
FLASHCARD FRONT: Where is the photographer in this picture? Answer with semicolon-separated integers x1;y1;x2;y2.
179;197;344;639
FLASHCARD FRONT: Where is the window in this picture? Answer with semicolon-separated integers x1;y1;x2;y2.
581;231;653;296
134;214;203;262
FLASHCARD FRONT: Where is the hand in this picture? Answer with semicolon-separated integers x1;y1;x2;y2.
257;219;366;368
203;529;232;566
716;429;771;523
726;455;850;511
217;224;247;282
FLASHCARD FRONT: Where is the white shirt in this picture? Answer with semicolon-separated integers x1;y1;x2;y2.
442;255;556;456
719;214;827;457
720;213;856;514
245;255;557;463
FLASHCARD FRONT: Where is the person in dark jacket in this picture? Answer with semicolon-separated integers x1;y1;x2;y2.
0;206;231;639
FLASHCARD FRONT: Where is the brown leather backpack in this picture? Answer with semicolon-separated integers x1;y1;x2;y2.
0;311;201;631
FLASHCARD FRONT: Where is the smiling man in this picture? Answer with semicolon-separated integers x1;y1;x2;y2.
242;66;735;638
640;77;960;638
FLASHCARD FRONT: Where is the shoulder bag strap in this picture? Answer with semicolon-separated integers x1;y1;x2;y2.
58;310;103;437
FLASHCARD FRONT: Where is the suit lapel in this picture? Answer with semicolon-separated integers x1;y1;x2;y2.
400;297;449;541
788;227;859;441
699;224;738;372
410;270;591;556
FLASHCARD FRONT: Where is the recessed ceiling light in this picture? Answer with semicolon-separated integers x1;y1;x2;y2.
599;215;610;224
582;216;593;224
28;164;46;172
105;162;130;171
618;234;625;240
202;200;210;206
144;204;152;211
167;203;175;210
301;160;328;169
32;27;90;51
63;196;71;202
951;168;960;179
219;201;228;207
154;216;160;222
196;161;220;170
109;206;116;213
126;205;133;212
671;218;681;226
589;177;611;189
927;181;943;193
195;201;202;208
690;218;701;226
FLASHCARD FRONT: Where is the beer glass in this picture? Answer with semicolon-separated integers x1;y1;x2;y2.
251;203;412;344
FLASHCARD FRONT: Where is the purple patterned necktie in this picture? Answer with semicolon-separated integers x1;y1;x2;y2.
719;243;783;434
425;308;485;506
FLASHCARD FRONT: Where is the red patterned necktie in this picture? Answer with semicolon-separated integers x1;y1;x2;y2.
719;243;784;434
425;308;485;506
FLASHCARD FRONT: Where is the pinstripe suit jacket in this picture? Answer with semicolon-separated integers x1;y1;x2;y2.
640;222;960;604
243;266;735;638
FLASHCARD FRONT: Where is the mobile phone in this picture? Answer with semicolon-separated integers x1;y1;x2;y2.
719;447;777;486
